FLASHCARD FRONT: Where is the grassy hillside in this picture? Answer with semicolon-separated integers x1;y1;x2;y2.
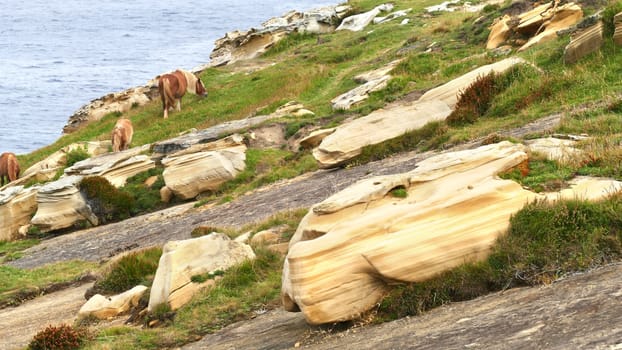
5;0;622;348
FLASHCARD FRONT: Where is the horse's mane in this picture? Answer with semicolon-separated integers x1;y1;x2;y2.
178;69;198;95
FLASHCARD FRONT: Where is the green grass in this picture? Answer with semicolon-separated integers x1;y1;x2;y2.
91;247;162;295
0;239;40;263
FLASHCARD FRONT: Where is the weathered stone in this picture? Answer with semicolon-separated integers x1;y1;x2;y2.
354;60;402;84
64;144;154;187
425;0;491;13
525;137;583;164
336;4;393;32
299;128;336;150
30;175;98;233
612;12;622;45
373;9;412;24
210;6;351;67
251;225;288;245
283;141;622;324
148;232;255;311
518;3;583;52
152;102;310;156
314;58;527;168
63;84;158;134
487;15;512;49
331;76;390;110
78;285;148;320
0;186;38;241
161;142;246;200
160;186;173;203
564;21;603;64
248;125;287;149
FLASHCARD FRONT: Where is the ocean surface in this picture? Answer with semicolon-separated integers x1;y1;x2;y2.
0;0;335;155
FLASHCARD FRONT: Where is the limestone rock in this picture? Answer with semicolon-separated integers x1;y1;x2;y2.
251;225;289;245
21;141;111;183
161;144;246;200
525;137;583;164
299;128;336;150
331;76;390;110
373;8;412;25
614;12;622;45
160;186;173;203
148;232;256;311
0;186;38;241
336;4;393;32
354;59;402;84
248;125;286;149
63;85;158;134
64;145;154;187
564;21;603;64
79;285;148;320
487;15;512;49
314;58;526;168
518;3;583;52
210;6;350;67
30;175;98;233
425;0;490;13
152;102;310;156
282;141;622;325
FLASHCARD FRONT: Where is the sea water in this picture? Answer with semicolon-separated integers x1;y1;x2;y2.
0;0;336;154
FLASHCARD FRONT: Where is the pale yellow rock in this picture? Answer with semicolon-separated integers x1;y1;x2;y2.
160;186;173;203
515;2;554;35
162;145;246;200
22;141;112;180
354;60;402;84
282;141;622;324
299;128;336;150
79;285;148;320
148;232;256;311
564;21;604;64
0;186;38;241
486;15;512;49
518;3;583;52
525;137;582;164
331;76;390;110
30;176;98;233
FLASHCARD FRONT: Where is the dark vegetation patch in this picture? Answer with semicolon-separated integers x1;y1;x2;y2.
80;176;134;224
28;323;90;350
499;155;575;192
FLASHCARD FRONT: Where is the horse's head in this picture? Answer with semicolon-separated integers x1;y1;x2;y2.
196;78;207;97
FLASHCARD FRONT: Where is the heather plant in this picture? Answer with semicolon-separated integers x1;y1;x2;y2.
29;324;88;350
79;176;134;223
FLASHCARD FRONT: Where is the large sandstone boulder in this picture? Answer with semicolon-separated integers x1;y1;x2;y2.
64;144;154;187
564;21;604;64
148;232;255;311
161;139;246;200
210;6;351;67
79;285;148;320
0;186;38;241
282;141;622;325
314;57;527;168
336;4;393;32
30;175;98;233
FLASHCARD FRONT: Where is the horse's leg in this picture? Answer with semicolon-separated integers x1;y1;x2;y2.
175;99;181;112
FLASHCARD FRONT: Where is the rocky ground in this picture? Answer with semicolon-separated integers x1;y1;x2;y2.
9;112;617;350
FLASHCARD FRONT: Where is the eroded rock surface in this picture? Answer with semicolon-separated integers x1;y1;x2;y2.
0;186;38;241
79;285;148;320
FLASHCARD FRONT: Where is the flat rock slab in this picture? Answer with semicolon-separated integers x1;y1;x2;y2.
183;263;622;350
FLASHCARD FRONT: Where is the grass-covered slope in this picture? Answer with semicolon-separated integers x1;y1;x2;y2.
5;0;622;348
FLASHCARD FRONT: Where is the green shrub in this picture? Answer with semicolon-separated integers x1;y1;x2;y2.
29;324;88;350
602;1;622;36
120;167;167;215
447;72;500;125
65;147;90;167
79;176;134;223
92;247;162;295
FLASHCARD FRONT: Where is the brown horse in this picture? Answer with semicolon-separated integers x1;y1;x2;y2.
158;69;207;118
111;118;134;152
0;152;20;186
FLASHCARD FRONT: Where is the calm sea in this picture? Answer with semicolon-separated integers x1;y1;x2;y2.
0;0;336;155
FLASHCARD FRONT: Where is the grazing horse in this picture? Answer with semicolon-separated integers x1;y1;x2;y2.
111;118;134;152
158;69;207;118
0;152;20;186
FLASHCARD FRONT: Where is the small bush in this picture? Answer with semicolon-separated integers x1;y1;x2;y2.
65;147;90;167
120;168;167;215
390;187;408;198
92;247;162;295
29;324;88;350
80;176;135;223
447;72;499;125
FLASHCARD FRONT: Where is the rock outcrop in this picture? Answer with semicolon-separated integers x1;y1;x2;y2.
282;141;622;325
63;84;159;134
64;145;154;188
210;6;351;67
313;57;527;168
564;21;604;64
331;60;402;110
30;175;98;233
336;4;393;32
148;232;255;311
161;136;246;200
0;186;38;241
486;2;583;51
79;285;148;320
